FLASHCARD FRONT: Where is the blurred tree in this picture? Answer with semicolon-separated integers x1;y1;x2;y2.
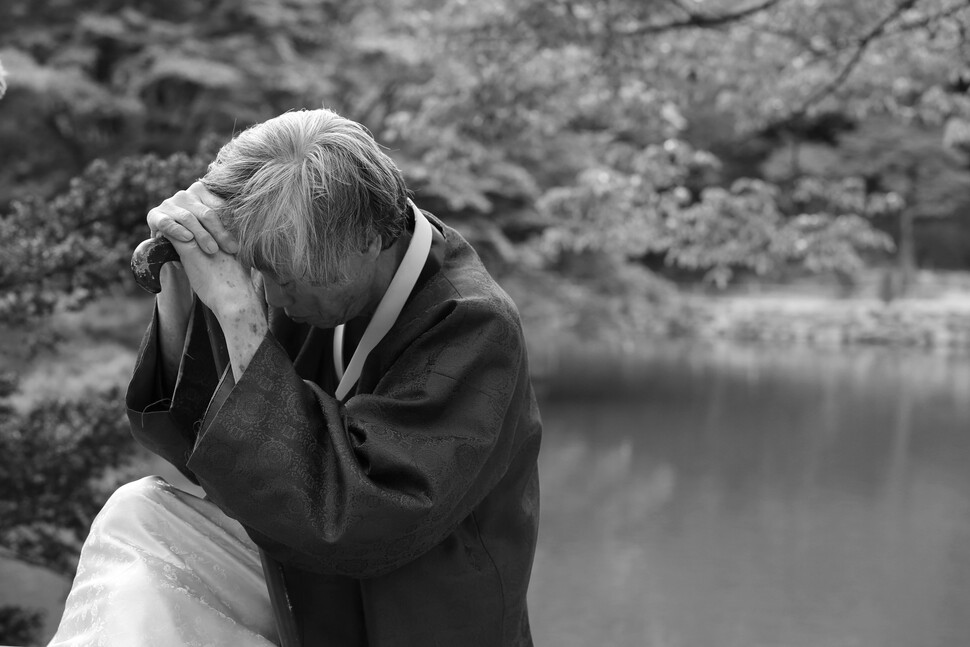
423;0;965;284
0;389;133;576
760;117;970;290
838;121;970;291
0;146;212;644
0;605;43;646
2;0;966;278
0;0;379;203
535;140;895;287
0;146;214;322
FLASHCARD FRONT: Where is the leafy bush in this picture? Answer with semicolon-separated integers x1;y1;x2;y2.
537;140;895;287
0;605;44;647
0;389;135;576
0;146;213;324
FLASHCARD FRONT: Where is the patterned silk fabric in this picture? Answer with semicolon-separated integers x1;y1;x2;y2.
119;215;542;646
48;477;277;646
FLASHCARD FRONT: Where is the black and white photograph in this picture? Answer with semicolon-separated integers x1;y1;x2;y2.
1;1;970;645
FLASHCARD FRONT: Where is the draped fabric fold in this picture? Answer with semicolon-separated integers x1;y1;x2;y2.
47;477;278;647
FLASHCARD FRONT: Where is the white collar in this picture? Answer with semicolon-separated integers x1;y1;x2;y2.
332;200;433;401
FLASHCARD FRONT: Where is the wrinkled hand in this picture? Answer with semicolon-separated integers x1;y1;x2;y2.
148;183;268;382
167;238;262;319
147;182;263;320
167;239;268;380
147;181;238;255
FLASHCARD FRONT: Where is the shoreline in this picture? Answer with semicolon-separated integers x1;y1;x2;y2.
679;292;970;351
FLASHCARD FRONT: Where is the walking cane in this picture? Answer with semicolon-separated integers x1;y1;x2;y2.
131;236;302;647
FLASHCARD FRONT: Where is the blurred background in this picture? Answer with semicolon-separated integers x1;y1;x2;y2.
1;0;970;645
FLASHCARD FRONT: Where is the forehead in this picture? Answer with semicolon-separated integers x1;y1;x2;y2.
252;254;372;288
259;253;372;291
246;238;372;288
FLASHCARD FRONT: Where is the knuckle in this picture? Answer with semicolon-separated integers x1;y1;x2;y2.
157;197;178;212
166;209;187;224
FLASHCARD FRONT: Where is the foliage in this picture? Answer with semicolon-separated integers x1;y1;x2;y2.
409;0;965;282
0;373;136;642
537;140;895;286
836;120;970;218
642;0;970;132
1;0;967;281
0;605;44;647
0;1;411;203
0;147;211;323
0;388;134;576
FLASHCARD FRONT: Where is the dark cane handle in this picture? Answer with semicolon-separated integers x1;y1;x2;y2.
131;237;180;294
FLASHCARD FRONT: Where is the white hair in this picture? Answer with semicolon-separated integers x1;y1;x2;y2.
202;109;410;285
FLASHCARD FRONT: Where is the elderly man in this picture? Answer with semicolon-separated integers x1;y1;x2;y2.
48;109;541;647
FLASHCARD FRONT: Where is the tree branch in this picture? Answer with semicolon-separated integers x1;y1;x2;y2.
755;1;966;97
615;0;785;36
781;0;919;122
887;1;969;35
757;25;831;57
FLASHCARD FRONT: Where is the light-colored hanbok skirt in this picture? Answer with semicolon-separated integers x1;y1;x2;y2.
47;476;278;646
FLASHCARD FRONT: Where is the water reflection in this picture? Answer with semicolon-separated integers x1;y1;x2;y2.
528;342;970;647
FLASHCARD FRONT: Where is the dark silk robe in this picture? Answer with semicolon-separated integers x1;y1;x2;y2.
125;215;542;647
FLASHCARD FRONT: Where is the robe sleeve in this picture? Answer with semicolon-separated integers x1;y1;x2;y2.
185;297;528;578
125;299;224;485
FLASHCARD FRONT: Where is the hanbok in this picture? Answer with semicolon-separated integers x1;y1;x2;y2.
47;476;277;647
115;208;541;645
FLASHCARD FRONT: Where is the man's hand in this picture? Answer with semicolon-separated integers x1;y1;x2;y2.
149;182;267;382
147;181;238;255
149;181;237;350
149;182;229;391
169;237;268;380
167;238;260;320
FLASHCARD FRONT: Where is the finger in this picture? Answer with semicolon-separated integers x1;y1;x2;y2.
196;205;240;254
148;204;194;243
168;236;202;256
186;181;224;209
165;205;220;254
167;238;208;274
163;185;237;254
153;219;194;244
183;183;238;254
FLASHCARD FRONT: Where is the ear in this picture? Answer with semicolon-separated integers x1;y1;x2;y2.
364;235;382;259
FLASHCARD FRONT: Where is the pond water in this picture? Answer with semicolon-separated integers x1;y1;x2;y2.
527;342;970;647
5;341;969;646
